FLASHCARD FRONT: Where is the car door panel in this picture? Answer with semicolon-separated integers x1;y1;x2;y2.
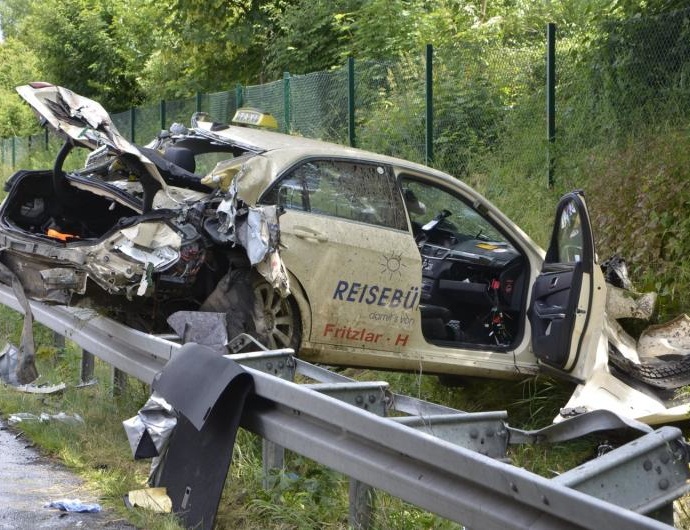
529;192;595;372
268;159;422;353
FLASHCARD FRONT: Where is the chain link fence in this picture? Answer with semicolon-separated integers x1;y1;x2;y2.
2;8;689;187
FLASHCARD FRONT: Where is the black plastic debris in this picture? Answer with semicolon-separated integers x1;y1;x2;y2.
147;343;254;530
601;255;633;290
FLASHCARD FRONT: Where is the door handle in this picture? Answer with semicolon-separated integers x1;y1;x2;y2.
292;226;328;243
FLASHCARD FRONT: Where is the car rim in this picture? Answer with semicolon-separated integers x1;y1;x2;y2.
254;282;296;350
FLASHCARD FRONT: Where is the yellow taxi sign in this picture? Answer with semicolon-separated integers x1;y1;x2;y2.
232;108;278;129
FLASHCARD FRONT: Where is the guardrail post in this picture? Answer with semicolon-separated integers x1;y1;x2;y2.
81;350;95;384
349;480;374;530
262;439;285;489
52;331;65;350
112;367;127;396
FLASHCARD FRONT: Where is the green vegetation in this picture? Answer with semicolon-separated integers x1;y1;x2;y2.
2;0;690;528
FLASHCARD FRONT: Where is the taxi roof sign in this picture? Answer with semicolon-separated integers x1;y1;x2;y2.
232;108;278;129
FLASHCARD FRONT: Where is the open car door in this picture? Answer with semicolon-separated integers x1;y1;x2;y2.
529;191;599;373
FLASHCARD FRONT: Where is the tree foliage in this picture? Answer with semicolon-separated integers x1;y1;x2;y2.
0;37;41;137
0;0;689;127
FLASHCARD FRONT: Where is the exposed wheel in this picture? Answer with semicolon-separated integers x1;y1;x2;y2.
253;277;301;351
200;267;301;351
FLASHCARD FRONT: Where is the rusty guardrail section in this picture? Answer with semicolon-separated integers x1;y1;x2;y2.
0;282;687;530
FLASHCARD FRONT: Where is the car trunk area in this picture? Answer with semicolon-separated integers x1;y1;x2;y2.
1;170;140;243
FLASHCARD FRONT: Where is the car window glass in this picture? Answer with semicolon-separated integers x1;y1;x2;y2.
266;160;407;230
194;152;235;176
555;198;583;263
402;179;505;243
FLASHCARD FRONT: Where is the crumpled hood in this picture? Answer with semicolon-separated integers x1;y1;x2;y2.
16;82;167;191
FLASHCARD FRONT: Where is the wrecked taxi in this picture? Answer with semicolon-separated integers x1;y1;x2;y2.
1;82;690;425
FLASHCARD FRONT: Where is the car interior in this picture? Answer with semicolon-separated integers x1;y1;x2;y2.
402;177;528;350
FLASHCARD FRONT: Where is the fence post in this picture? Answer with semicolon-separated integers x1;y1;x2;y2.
235;84;244;110
283;71;291;134
1;138;4;166
160;99;167;132
44;129;49;151
546;22;556;188
11;136;16;169
130;107;136;144
348;57;356;148
425;44;434;166
195;92;202;114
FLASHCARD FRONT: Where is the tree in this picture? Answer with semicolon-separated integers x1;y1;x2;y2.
0;37;41;137
7;0;156;112
140;0;278;99
259;0;363;78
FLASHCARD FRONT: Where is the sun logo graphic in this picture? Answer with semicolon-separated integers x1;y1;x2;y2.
380;251;405;279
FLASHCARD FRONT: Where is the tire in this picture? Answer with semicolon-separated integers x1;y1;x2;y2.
609;345;690;389
201;267;301;351
252;276;302;351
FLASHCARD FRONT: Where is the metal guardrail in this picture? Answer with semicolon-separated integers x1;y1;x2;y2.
0;282;687;530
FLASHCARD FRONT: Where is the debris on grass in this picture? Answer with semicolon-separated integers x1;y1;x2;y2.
8;411;84;425
124;487;172;513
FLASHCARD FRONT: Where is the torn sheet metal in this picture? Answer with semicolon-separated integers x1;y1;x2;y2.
113;241;178;271
606;285;657;321
149;343;253;530
8;412;84;425
0;343;21;386
39;268;87;295
122;392;177;460
119;222;182;249
0;258;38;384
509;409;652;444
215;179;290;295
13;382;67;394
201;153;255;192
638;314;690;358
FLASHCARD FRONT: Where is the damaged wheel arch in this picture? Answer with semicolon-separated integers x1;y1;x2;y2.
201;267;303;351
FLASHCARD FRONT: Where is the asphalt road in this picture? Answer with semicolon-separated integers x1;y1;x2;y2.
0;420;136;529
